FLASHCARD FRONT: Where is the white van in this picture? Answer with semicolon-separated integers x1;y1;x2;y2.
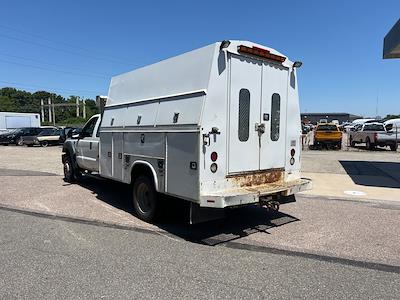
62;40;311;223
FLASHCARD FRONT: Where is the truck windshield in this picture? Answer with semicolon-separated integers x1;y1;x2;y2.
317;125;337;131
364;124;385;131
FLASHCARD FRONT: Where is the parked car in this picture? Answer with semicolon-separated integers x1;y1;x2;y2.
349;122;398;151
22;128;61;147
313;123;342;149
384;118;400;132
0;127;43;145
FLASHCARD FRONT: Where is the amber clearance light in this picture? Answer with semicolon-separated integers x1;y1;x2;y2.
237;45;286;63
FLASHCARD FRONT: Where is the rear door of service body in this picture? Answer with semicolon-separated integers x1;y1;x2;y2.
228;54;288;173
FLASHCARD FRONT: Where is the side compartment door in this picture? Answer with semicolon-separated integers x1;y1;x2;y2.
228;54;262;173
259;63;288;170
112;132;123;181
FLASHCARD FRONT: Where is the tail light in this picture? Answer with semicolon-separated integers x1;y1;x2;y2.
211;152;218;162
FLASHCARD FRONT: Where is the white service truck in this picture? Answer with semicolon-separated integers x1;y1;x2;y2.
0;112;40;133
62;40;311;223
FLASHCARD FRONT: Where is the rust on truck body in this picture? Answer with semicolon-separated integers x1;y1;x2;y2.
226;168;284;187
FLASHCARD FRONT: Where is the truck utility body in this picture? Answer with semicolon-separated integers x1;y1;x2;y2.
0;112;40;133
62;41;311;223
349;122;398;151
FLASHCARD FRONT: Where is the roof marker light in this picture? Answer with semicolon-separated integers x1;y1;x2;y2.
220;40;231;50
293;61;303;68
237;45;286;63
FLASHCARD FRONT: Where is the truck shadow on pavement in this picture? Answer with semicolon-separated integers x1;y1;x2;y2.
339;160;400;188
78;176;299;246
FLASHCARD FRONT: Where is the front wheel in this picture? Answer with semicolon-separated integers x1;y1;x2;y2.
390;144;398;151
132;176;159;223
41;141;49;147
16;137;23;146
63;155;75;183
63;154;82;182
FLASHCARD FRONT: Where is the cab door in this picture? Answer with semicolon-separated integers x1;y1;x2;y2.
76;116;99;171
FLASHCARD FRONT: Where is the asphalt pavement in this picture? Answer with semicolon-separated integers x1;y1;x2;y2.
0;209;399;299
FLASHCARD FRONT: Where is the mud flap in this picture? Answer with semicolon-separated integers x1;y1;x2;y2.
278;194;296;204
189;203;226;225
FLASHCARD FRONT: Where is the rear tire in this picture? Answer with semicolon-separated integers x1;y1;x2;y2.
390;144;398;151
350;137;355;147
41;141;48;147
366;138;374;150
132;175;158;223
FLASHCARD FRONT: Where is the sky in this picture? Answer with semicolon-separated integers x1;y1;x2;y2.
0;0;399;117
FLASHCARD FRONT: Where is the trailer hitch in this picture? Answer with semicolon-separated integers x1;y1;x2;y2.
260;198;280;212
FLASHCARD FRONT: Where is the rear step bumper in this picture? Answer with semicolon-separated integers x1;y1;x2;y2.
199;178;312;208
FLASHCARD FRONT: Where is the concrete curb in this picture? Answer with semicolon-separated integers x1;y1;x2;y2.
298;193;400;209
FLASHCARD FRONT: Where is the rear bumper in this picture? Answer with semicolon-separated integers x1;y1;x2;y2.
23;139;39;145
199;178;312;208
314;139;341;143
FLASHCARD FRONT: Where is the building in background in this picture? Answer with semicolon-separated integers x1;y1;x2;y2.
383;19;400;59
301;112;362;124
0;112;40;132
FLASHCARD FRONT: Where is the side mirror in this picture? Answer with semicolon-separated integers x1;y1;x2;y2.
69;128;82;139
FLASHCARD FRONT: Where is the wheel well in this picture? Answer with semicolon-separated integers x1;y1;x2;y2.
131;163;157;190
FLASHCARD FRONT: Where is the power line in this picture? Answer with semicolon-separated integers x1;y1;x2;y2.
0;58;109;79
0;32;128;65
0;24;132;64
0;79;101;94
0;51;108;73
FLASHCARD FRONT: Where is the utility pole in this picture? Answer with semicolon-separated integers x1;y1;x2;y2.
48;97;52;123
52;96;56;126
83;98;86;119
76;96;80;117
40;99;44;123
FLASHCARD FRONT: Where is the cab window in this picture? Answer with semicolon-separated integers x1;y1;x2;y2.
81;117;98;138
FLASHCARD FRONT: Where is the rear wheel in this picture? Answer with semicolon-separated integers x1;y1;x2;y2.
132;175;158;223
366;138;374;150
349;137;355;147
16;137;23;146
41;141;49;147
390;144;398;151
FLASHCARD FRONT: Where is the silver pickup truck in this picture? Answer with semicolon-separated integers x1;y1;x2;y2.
349;123;398;151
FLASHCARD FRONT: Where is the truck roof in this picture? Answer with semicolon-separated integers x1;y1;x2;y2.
106;41;294;107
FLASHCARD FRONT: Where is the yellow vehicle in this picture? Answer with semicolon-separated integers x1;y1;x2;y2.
313;123;342;149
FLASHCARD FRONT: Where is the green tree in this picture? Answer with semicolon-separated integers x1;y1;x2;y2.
0;95;18;111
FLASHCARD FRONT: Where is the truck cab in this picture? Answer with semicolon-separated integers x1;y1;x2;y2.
62;115;101;179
